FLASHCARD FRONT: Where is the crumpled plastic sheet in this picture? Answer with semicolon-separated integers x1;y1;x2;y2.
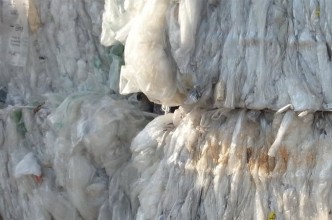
1;0;332;219
130;108;332;220
0;0;149;219
103;0;332;110
0;0;112;105
0;94;148;220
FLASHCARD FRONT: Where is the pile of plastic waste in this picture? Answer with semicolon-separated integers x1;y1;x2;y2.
1;0;332;219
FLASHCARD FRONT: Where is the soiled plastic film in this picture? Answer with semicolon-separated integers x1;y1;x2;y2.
129;109;332;219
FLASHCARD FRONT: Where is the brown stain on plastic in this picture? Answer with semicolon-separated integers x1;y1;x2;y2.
275;146;288;173
258;149;270;173
28;0;41;32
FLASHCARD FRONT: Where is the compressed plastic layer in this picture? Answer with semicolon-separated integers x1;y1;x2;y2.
102;0;332;110
1;0;332;219
119;0;185;106
130;108;332;220
0;93;148;220
0;0;111;105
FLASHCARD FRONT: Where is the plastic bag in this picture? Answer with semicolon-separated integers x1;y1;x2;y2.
45;93;148;219
14;152;41;178
101;0;145;46
119;0;184;106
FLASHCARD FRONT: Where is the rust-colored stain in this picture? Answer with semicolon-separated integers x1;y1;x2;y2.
279;146;289;164
258;150;270;173
273;146;288;173
306;151;316;168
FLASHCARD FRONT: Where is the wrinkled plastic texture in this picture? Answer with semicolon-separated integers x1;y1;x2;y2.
14;152;41;178
131;109;332;219
119;0;185;106
1;0;332;220
0;93;148;220
102;0;332;110
101;0;145;46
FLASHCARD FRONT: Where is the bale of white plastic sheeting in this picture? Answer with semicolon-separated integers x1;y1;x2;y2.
0;93;148;220
104;0;332;110
0;0;111;104
1;0;332;220
129;108;332;220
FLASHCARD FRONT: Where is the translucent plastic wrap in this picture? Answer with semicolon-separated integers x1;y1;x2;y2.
119;0;185;106
101;0;145;46
0;93;148;219
0;0;151;218
1;0;109;105
2;0;332;219
14;152;41;178
105;0;332;110
130;109;332;219
47;94;148;220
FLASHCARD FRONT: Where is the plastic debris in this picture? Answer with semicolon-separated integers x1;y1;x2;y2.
1;0;332;220
14;152;41;178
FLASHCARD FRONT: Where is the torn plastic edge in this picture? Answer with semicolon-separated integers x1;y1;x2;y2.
268;110;295;157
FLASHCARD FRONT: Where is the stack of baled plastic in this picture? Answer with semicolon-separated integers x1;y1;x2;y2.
103;0;332;219
108;0;332;111
0;0;149;219
1;0;332;220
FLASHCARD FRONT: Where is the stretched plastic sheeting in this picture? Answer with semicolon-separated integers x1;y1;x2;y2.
2;0;332;219
130;109;332;219
102;0;332;110
0;0;150;219
0;0;110;104
0;94;148;220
